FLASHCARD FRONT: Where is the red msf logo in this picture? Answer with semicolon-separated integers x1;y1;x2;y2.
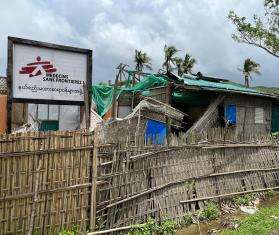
19;56;57;77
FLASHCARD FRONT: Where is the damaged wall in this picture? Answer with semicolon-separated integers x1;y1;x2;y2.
223;95;272;139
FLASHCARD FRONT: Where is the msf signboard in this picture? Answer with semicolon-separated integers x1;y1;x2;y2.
8;37;92;104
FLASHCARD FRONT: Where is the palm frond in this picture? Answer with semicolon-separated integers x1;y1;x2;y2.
134;49;152;72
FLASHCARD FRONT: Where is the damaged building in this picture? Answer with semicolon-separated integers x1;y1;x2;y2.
91;71;279;144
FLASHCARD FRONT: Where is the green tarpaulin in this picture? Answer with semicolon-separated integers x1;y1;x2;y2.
91;72;272;117
272;105;279;133
91;85;115;117
91;74;168;117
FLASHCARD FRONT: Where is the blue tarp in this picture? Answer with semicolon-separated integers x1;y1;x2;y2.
145;120;166;145
225;104;237;125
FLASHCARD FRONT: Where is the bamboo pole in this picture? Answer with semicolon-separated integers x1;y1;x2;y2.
0;183;92;201
27;155;43;235
87;225;131;235
0;145;94;158
90;128;99;231
180;186;279;204
203;144;279;149
102;166;279;209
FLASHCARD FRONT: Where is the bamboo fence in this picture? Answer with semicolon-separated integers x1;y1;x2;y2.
95;139;279;231
0;130;96;234
0;127;278;234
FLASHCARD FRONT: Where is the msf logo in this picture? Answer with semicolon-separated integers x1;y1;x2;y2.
19;56;57;77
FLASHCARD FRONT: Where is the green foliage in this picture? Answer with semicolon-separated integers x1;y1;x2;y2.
199;202;220;221
128;217;177;235
162;45;179;72
233;193;256;206
239;58;260;87
128;217;159;235
175;53;197;76
220;203;279;235
266;189;275;198
134;49;152;72
58;226;78;235
181;213;193;226
186;180;196;190
159;219;177;235
228;0;279;58
271;132;279;138
264;0;279;34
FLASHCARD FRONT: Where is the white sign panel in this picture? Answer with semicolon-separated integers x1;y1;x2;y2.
13;44;87;102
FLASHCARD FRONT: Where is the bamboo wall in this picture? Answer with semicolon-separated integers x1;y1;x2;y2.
95;142;279;230
223;95;272;138
0;131;94;234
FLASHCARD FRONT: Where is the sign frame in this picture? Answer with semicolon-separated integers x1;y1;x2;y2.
7;37;92;132
7;36;92;105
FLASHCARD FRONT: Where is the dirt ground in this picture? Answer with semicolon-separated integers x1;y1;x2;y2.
176;193;279;235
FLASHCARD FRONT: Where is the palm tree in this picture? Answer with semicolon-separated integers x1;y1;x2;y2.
162;45;179;72
240;58;261;87
175;58;183;76
175;53;197;76
134;49;152;72
182;54;197;75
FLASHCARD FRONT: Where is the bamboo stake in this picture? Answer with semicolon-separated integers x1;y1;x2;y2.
27;155;43;235
90;128;99;231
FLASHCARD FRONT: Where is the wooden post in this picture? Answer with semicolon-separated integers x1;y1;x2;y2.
111;78;118;121
7;38;13;133
111;66;121;120
90;128;98;231
83;82;90;129
165;83;172;146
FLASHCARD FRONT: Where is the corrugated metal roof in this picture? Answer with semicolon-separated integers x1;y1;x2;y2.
180;74;279;99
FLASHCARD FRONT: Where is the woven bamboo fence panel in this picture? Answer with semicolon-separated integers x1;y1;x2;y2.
95;143;279;230
0;130;94;234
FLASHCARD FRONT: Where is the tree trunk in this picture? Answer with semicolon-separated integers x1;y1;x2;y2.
244;75;249;87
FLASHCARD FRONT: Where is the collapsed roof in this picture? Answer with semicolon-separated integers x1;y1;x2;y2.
91;71;279;117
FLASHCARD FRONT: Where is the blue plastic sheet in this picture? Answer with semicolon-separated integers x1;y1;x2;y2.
145;120;166;145
225;104;237;125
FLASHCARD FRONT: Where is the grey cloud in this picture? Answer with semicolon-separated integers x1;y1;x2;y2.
0;0;278;86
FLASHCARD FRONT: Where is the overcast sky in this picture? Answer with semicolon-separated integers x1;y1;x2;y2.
0;0;278;86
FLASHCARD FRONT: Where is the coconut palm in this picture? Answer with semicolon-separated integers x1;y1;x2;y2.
162;45;179;72
182;54;197;75
134;49;152;72
175;58;183;76
240;58;261;87
175;53;197;76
